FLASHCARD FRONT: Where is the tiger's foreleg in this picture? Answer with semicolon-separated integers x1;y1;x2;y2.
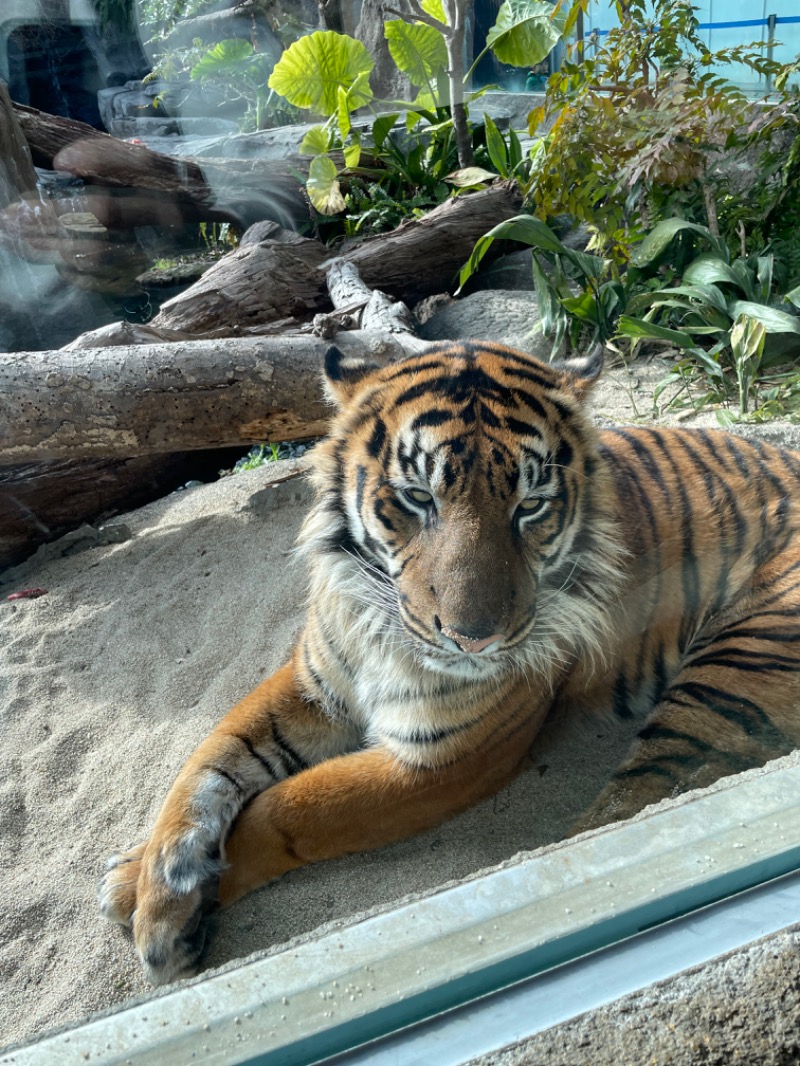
99;658;358;985
573;568;800;834
217;710;540;908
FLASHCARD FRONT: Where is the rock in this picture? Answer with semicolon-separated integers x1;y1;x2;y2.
468;249;536;292
418;289;556;359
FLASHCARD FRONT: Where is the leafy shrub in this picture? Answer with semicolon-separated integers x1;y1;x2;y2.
526;0;784;263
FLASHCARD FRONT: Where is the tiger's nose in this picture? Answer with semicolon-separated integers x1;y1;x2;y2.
440;624;505;654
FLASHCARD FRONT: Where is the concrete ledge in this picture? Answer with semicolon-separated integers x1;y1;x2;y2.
4;756;800;1066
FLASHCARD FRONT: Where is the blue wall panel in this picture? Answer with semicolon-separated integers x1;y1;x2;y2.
582;0;799;91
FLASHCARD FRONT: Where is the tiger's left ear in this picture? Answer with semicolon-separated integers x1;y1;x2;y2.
323;345;381;407
553;345;604;398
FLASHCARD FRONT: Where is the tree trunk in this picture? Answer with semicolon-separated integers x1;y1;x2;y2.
442;0;474;168
152;181;521;334
0;333;425;465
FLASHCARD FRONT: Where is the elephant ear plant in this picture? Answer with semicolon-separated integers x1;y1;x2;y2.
267;1;567;218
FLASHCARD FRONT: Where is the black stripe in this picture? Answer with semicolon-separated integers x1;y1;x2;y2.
647;431;701;647
672;680;790;749
271;720;309;773
238;735;281;780
687;646;800;672
612;672;633;719
208;765;246;794
411;408;457;430
367;418;387;459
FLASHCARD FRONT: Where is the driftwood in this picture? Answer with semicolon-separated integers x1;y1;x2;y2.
151;182;522;334
150;228;330;333
0;333;425;465
313;258;424;344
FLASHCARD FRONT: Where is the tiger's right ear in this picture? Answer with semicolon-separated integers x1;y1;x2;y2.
323;345;380;407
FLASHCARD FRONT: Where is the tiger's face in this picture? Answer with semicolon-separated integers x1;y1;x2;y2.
306;341;615;679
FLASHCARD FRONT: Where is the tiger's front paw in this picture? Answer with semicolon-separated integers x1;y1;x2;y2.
133;874;218;986
99;842;147;927
100;834;221;985
132;833;222;985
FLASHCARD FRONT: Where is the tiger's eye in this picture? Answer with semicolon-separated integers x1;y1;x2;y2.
406;487;433;504
516;497;547;517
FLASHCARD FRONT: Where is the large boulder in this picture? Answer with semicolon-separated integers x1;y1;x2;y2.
418;289;556;359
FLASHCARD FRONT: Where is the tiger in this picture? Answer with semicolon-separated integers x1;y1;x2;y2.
100;340;800;986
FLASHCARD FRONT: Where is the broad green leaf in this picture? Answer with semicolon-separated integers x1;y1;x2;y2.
371;113;399;150
445;166;497;186
483;114;509;177
784;284;800;310
421;0;446;21
730;301;800;334
385;20;447;90
299;125;332;155
306;154;345;214
459;213;604;289
268;31;373;116
480;0;566;71
756;255;774;301
508;126;523;170
337;85;351;141
731;314;766;414
683;255;744;291
730;259;757;302
561;291;600;324
632;218;728;268
626;283;729;318
190;38;254;79
731;314;766;360
343;142;361;167
532;254;568;358
616;315;697;348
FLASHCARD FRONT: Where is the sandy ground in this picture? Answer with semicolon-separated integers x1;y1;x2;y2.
0;455;640;1052
3;361;800;1054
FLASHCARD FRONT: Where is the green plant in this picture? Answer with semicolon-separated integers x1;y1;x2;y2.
616;219;800;415
188;38;295;130
198;221;238;255
267;4;566;217
526;0;784;263
138;0;309;129
459;213;635;354
227;441;311;475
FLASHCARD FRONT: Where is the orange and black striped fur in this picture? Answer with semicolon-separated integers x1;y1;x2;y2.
100;341;800;984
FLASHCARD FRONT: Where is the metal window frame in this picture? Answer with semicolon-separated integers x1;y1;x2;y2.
3;755;800;1066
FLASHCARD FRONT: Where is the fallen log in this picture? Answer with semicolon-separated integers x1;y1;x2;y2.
313;258;425;345
0;452;231;572
151;181;522;334
0;333;423;465
151;228;330;333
